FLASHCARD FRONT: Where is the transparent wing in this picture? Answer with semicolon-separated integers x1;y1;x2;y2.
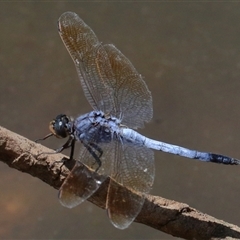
58;12;153;129
59;145;107;208
58;12;116;114
59;138;117;208
79;141;116;177
104;44;153;129
107;141;155;229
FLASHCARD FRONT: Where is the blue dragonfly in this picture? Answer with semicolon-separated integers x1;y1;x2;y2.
42;12;240;229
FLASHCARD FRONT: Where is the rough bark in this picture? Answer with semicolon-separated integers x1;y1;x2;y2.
0;125;239;240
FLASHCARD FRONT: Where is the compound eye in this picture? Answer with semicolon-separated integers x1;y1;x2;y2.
49;120;57;136
49;114;71;138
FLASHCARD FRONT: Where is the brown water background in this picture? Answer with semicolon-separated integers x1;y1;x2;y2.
1;2;240;239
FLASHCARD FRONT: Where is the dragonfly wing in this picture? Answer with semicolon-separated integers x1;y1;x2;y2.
107;141;155;229
58;12;153;129
59;145;107;208
79;141;116;177
104;44;153;129
107;178;144;229
58;12;116;113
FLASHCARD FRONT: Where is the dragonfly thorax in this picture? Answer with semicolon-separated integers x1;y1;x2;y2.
74;110;122;143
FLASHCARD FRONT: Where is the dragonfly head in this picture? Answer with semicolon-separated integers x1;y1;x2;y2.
49;114;73;139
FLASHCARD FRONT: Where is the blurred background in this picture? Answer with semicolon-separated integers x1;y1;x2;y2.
1;2;240;239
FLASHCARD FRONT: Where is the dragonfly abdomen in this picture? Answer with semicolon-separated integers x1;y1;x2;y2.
121;128;240;165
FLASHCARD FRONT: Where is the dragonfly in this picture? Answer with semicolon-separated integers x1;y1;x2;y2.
40;11;240;229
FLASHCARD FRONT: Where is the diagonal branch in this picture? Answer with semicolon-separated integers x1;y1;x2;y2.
0;125;239;240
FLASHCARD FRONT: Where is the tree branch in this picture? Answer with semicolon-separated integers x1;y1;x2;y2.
0;125;239;239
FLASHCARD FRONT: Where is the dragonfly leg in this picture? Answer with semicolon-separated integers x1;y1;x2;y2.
89;142;103;158
51;137;76;168
35;133;54;142
55;136;75;157
82;142;102;172
35;136;75;161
